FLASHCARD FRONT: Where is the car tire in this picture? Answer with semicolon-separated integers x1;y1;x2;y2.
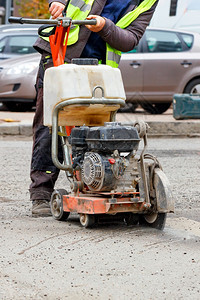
118;102;138;113
184;78;200;94
3;102;34;112
140;102;171;114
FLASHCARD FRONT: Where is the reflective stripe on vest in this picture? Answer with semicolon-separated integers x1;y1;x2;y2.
69;0;94;16
106;0;158;67
67;0;95;45
40;0;95;44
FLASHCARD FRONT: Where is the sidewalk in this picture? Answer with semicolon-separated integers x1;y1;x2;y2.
117;108;200;137
0;106;200;137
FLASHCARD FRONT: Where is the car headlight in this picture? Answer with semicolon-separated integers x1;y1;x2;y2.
6;62;38;75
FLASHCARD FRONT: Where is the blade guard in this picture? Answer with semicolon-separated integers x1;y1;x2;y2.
154;168;175;213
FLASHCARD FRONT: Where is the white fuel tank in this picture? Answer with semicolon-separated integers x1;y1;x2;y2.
43;64;126;127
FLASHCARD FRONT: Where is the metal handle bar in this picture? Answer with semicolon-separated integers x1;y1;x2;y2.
52;98;125;171
8;16;97;26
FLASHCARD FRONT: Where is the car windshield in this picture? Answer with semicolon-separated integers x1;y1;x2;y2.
8;35;37;54
0;34;38;55
0;38;5;53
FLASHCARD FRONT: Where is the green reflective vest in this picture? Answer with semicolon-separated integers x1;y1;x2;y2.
107;0;157;67
41;0;157;67
67;0;95;46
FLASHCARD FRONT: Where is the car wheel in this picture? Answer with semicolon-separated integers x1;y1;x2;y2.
3;102;33;112
140;102;171;114
118;102;138;113
184;78;200;94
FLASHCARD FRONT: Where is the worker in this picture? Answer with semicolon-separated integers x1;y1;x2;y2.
30;0;159;217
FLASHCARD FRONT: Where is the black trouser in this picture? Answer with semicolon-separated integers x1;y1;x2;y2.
29;52;63;201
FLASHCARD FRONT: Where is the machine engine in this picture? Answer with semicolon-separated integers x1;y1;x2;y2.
69;122;140;192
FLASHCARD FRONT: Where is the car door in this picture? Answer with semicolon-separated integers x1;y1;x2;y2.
119;43;144;102
142;29;195;102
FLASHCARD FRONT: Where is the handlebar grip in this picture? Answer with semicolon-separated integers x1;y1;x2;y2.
86;19;97;25
9;17;24;24
73;19;97;25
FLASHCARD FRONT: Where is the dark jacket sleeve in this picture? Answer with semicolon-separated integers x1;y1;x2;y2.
48;0;66;6
98;1;159;52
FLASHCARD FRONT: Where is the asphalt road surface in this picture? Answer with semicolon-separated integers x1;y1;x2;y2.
0;136;200;300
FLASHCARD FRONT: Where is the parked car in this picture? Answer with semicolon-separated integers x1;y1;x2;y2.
0;53;39;111
119;27;200;113
0;27;200;113
0;24;38;60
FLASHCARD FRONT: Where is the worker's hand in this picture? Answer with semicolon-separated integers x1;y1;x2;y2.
49;2;65;19
85;15;106;32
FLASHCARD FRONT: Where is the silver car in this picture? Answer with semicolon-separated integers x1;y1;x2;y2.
0;53;39;111
120;27;200;113
0;24;38;60
0;27;200;113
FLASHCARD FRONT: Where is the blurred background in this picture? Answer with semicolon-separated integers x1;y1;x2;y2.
0;0;200;115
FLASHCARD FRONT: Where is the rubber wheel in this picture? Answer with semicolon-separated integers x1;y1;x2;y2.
118;103;138;113
124;213;139;226
140;102;171;114
184;78;200;94
3;101;34;112
139;213;167;230
50;189;69;221
79;214;96;228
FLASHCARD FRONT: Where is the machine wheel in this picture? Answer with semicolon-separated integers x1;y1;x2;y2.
79;214;96;228
50;189;69;221
184;78;200;94
140;102;171;114
124;213;139;226
139;213;167;230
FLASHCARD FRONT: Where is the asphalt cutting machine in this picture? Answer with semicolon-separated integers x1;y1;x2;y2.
9;15;174;230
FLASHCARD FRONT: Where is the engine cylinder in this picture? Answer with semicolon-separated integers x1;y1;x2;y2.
86;122;140;153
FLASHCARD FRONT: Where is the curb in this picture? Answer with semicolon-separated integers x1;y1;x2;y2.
0;121;200;137
147;121;200;137
0;123;32;136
